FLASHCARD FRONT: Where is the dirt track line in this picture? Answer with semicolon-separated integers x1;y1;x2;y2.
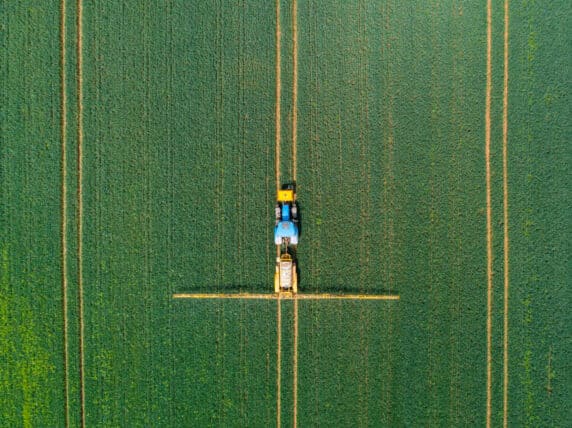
76;1;86;426
60;1;70;426
503;1;510;426
485;1;493;427
291;0;298;182
275;0;281;192
293;297;298;428
276;296;282;428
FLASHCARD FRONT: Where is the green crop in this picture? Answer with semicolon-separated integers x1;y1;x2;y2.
1;0;569;426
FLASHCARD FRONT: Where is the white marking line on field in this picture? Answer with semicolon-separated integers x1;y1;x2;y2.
276;296;282;428
77;1;85;426
275;0;281;192
291;0;298;182
485;0;493;427
503;1;510;426
60;1;69;426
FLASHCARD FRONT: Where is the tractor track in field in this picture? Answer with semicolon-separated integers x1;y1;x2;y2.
76;0;86;425
239;3;249;420
59;0;70;426
293;297;298;427
275;0;282;193
502;1;511;426
485;3;511;424
276;296;282;428
274;0;300;425
143;6;153;422
485;1;493;426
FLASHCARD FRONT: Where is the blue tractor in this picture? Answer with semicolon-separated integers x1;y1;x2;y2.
274;186;299;292
274;189;299;247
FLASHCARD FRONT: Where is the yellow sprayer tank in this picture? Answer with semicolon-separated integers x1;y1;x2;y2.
274;253;298;293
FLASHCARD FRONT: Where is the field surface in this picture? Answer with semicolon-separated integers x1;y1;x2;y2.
1;1;570;427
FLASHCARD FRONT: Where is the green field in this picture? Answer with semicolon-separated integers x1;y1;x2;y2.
1;1;570;426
